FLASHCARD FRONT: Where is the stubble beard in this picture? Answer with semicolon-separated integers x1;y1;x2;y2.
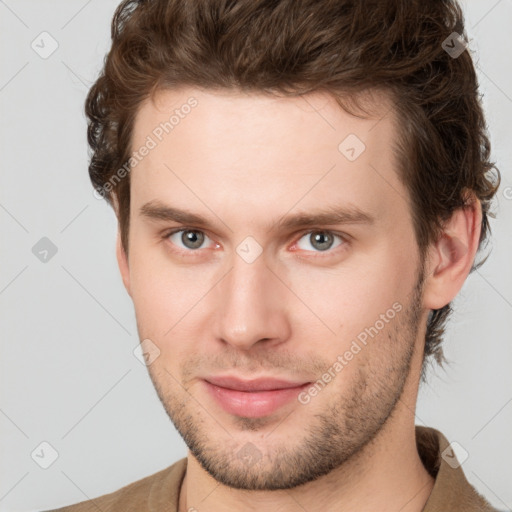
146;273;424;490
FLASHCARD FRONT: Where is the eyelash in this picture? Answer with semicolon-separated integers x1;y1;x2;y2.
162;228;349;258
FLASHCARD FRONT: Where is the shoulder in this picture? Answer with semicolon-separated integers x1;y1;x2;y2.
41;458;187;512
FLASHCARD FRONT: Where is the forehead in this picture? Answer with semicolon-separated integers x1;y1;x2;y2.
129;86;407;231
133;86;395;151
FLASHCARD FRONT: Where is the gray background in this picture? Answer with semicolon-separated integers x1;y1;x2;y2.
0;1;511;511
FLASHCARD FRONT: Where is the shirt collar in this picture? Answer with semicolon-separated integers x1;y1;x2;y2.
417;425;496;511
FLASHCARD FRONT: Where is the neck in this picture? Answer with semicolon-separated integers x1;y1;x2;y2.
178;414;434;512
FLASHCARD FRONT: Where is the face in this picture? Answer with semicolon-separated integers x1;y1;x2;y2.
119;87;428;490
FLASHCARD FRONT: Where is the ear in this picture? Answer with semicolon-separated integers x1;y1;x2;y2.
116;229;132;297
422;191;482;310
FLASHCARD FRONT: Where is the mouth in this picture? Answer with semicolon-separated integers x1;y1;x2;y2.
203;376;311;418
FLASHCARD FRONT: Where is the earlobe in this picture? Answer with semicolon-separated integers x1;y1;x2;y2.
422;193;482;310
116;231;131;297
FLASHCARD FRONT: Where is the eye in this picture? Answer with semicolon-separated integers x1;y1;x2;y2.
295;231;345;253
166;229;215;251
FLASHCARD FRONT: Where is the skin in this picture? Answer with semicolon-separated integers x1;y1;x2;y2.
115;86;482;512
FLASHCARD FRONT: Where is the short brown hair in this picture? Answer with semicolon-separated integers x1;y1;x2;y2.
85;0;500;376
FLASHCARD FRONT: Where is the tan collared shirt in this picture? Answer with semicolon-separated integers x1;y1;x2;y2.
45;426;498;511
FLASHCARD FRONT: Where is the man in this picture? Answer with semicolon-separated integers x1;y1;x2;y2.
46;0;501;510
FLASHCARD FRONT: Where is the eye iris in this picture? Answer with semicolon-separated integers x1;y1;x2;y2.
182;230;204;249
311;232;333;251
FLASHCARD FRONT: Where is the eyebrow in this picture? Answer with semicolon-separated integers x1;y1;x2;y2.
139;200;375;232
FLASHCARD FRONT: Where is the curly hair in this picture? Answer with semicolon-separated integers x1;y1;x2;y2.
85;0;500;377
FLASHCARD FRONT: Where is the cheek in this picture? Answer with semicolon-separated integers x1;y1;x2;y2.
127;241;206;337
129;263;209;376
284;242;418;341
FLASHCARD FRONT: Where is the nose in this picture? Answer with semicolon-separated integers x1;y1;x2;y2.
212;251;291;351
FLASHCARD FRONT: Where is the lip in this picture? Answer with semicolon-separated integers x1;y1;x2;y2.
205;376;309;391
203;376;311;418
